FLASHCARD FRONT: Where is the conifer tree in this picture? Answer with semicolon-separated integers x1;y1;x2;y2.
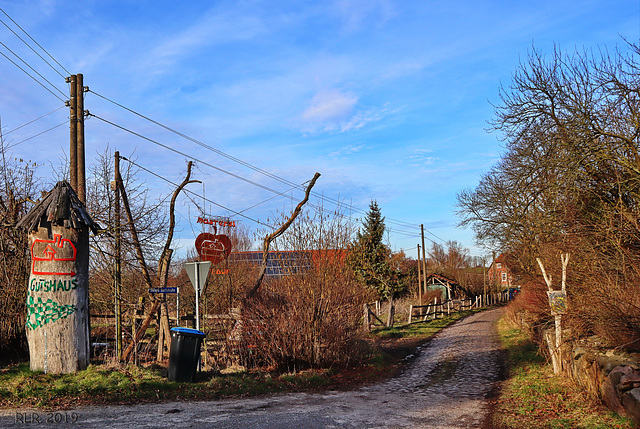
349;201;406;301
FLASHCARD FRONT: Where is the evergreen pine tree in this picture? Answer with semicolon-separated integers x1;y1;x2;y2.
349;201;406;301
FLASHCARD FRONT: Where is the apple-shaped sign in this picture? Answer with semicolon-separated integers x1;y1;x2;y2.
195;232;232;265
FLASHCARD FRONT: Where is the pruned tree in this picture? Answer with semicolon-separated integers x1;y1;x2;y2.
245;172;320;299
117;159;200;362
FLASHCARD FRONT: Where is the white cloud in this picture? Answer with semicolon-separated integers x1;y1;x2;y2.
299;90;396;134
302;89;358;122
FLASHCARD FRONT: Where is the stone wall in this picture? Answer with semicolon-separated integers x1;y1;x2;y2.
544;327;640;425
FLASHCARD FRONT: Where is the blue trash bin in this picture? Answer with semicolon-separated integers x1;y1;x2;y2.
168;327;206;382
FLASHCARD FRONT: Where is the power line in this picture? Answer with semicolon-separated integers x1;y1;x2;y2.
6;121;67;150
0;6;442;244
120;156;270;228
90;113;293;197
89;109;445;243
0;10;445;245
0;50;66;103
3;106;65;136
0;41;66;99
0;7;70;78
86;89;430;234
123;155;429;246
89;90;302;189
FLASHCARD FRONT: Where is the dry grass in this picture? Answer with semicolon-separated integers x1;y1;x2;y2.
493;316;634;429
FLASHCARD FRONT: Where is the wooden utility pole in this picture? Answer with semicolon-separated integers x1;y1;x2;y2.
68;73;87;203
68;75;77;192
76;74;86;203
420;225;427;296
492;251;497;292
114;151;122;360
417;244;423;306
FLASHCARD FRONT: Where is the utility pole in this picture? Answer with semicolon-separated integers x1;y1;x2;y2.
483;256;487;296
421;224;427;297
67;73;87;202
76;74;86;203
114;151;122;360
417;244;423;306
68;75;77;192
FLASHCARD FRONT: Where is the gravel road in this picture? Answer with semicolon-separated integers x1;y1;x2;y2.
1;308;504;429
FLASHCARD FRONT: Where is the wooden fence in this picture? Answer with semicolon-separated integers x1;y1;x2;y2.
364;290;514;331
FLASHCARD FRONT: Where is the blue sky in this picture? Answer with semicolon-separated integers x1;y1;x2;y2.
0;0;637;258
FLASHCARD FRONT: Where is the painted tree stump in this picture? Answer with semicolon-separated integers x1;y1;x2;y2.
17;181;98;373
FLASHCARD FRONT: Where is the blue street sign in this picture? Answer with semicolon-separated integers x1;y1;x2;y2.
149;287;178;294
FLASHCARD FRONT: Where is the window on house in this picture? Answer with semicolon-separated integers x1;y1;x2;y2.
496;263;502;269
502;272;507;282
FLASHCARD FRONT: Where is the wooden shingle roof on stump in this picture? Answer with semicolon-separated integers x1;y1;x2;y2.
17;181;98;234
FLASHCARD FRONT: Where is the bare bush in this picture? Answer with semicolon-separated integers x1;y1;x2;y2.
243;260;367;371
0;136;41;361
241;200;370;371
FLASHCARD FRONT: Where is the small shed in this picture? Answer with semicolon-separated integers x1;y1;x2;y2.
426;273;465;301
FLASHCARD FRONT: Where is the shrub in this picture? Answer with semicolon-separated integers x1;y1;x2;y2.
242;257;369;372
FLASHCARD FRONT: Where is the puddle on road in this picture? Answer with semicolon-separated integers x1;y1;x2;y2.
417;356;459;389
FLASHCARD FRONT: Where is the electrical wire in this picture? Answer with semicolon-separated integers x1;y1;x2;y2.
0;7;70;78
121;156;271;228
87;89;435;236
0;41;67;99
0;50;66;103
90;113;294;197
3;106;65;136
0;8;444;245
89;110;446;244
6;120;67;149
128;153;436;246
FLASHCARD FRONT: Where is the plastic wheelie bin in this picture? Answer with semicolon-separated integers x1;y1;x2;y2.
168;327;206;382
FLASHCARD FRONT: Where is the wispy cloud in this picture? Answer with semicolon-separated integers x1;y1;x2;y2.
409;149;438;167
300;89;358;133
299;90;395;134
146;7;265;72
330;0;396;33
329;143;365;158
302;89;358;122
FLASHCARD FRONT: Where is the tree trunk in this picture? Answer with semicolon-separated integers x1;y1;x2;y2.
26;225;90;373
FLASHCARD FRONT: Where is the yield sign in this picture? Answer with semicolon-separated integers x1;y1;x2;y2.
184;261;211;296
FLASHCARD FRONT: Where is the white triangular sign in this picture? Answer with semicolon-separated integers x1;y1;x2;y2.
184;261;211;296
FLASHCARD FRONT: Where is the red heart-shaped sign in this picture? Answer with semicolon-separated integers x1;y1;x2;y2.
195;233;232;265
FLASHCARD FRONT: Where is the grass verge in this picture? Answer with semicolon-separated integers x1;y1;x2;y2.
493;317;634;429
0;310;476;410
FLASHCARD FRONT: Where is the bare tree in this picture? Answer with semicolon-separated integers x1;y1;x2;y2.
457;43;640;348
0;122;42;359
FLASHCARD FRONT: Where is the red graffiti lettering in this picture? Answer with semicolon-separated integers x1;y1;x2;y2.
31;234;77;276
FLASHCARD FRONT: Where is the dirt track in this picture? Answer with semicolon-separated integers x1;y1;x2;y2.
1;308;504;429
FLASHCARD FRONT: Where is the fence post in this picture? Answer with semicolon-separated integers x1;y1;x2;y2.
408;305;413;324
363;304;370;332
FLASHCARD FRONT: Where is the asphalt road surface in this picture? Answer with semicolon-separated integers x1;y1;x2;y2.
1;308;504;429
